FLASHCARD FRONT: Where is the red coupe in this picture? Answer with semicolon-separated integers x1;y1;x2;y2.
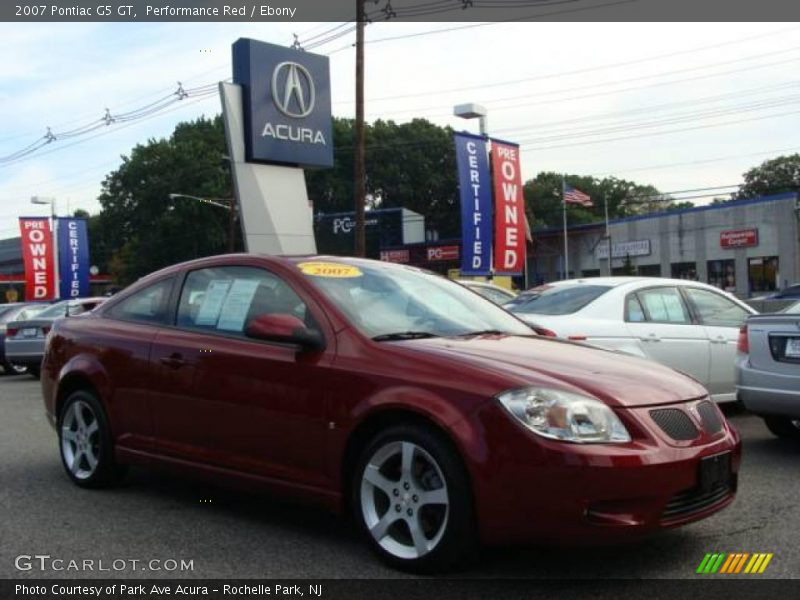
42;255;740;571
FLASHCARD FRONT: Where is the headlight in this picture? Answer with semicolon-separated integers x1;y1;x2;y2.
495;387;631;444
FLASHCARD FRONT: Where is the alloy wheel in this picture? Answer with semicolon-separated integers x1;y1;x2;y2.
360;441;449;560
60;399;101;480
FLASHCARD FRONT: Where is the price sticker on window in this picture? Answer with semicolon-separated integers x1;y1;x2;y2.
298;262;363;278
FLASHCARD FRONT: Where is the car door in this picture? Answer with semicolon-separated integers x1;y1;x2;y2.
624;286;710;387
97;277;176;450
149;264;335;489
682;286;751;400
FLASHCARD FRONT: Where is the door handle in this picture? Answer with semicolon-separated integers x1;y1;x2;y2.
159;353;185;369
641;334;661;342
711;336;727;344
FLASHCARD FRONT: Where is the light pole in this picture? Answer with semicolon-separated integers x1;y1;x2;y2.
30;195;59;298
453;103;488;136
168;193;237;253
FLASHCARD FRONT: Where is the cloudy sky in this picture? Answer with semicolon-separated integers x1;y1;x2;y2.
1;21;799;239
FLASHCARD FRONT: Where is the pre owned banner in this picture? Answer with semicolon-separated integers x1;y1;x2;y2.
18;217;56;301
491;140;525;275
57;217;91;298
454;132;492;275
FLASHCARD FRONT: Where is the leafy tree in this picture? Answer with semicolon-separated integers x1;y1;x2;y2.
737;154;800;199
95;116;234;283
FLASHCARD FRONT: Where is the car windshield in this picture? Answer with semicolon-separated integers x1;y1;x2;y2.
298;261;533;339
507;284;612;315
780;301;800;314
34;301;71;320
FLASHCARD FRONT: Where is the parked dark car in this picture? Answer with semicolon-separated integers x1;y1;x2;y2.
42;255;740;571
5;297;105;377
0;302;49;374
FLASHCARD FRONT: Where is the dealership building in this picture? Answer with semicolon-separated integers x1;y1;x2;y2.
530;192;799;297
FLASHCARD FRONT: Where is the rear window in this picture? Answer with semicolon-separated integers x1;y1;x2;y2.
508;285;611;315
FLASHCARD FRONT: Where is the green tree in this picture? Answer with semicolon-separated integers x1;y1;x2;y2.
96;116;234;283
737;154;800;199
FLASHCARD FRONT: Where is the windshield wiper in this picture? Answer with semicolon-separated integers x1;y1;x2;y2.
372;331;441;342
455;329;508;337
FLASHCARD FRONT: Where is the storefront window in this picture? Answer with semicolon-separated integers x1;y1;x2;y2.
749;256;779;294
671;262;698;281
638;264;661;277
707;259;736;293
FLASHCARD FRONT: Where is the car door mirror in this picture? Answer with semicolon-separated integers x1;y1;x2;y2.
245;313;325;351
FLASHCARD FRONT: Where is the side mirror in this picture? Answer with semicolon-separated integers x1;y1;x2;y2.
245;313;325;351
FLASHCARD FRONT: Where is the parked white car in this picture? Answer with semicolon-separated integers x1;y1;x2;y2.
507;277;757;403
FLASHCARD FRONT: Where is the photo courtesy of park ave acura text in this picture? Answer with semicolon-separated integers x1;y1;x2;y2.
2;0;800;595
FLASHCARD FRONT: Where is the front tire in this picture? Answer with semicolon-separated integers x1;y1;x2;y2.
58;390;126;488
352;423;477;572
764;416;800;442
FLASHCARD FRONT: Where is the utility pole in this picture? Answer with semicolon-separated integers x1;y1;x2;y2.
354;0;366;257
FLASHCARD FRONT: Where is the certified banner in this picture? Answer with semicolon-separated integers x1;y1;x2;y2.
454;132;492;275
57;217;91;299
18;217;57;301
491;140;526;275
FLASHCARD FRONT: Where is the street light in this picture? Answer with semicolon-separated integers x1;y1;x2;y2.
30;195;57;218
168;193;237;253
453;103;488;136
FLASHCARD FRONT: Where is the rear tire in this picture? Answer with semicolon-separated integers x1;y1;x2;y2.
352;423;477;573
764;416;800;442
58;389;126;488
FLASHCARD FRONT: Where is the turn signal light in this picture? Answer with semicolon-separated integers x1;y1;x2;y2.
6;326;18;337
568;335;588;341
737;324;749;354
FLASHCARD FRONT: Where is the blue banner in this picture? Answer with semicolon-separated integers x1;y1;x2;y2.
57;217;91;299
454;132;493;275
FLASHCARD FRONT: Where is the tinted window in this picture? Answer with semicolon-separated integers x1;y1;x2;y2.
176;266;311;336
508;285;611;315
107;280;172;324
636;287;691;324
684;287;748;328
470;286;513;305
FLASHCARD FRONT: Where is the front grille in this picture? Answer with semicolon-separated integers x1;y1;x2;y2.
661;481;734;524
697;401;723;434
650;408;699;441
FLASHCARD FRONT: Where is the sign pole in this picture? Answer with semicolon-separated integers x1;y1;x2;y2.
562;176;568;280
354;0;366;257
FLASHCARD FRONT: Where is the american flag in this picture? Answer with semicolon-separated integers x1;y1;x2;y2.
563;184;593;207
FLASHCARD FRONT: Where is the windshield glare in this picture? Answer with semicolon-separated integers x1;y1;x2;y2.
508;284;611;315
300;262;533;339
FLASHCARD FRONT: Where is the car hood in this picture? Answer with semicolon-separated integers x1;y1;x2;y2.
398;335;707;408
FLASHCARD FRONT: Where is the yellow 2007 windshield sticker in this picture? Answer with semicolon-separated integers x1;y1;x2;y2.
298;262;363;278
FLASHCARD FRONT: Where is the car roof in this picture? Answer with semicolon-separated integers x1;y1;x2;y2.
531;276;724;290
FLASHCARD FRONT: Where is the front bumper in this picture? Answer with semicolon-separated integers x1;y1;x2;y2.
463;401;741;545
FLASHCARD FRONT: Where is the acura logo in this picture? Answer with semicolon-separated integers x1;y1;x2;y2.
271;62;315;118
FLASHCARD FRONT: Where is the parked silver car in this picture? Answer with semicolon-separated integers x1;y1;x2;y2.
736;304;800;441
0;303;49;374
4;297;105;378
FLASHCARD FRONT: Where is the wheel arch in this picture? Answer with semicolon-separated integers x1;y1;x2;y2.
340;407;476;515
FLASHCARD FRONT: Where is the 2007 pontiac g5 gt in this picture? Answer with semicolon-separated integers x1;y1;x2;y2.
42;255;740;571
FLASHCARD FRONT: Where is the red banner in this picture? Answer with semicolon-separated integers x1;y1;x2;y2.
720;228;758;248
491;142;525;274
19;217;56;301
379;249;410;263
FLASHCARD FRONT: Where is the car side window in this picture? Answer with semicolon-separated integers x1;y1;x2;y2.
107;279;172;324
625;294;646;322
684;287;748;328
176;266;313;337
635;287;691;324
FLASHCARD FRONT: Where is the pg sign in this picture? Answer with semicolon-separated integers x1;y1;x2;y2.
232;38;333;168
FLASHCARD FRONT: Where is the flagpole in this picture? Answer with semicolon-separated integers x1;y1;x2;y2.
562;176;568;280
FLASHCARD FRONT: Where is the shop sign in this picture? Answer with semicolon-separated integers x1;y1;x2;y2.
380;249;410;264
426;245;459;262
720;228;758;249
596;239;651;259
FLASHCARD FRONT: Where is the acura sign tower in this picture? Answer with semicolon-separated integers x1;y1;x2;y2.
220;38;333;254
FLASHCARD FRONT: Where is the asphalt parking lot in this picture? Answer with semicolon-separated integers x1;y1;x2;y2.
1;373;798;580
